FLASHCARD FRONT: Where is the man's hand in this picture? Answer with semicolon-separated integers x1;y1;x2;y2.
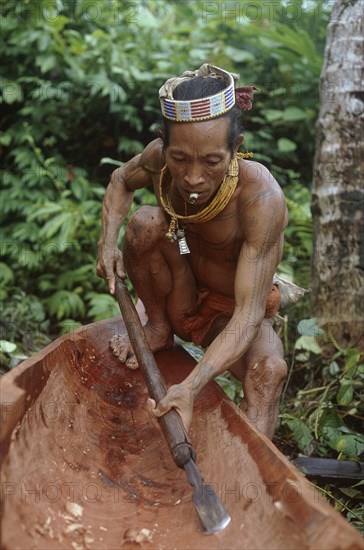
147;382;194;433
96;242;125;294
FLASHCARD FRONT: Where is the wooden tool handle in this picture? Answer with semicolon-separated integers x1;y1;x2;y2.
114;276;194;467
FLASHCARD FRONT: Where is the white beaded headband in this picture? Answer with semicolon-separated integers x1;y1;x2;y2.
159;64;237;122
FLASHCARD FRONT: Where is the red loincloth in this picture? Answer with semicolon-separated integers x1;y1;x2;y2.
180;285;280;347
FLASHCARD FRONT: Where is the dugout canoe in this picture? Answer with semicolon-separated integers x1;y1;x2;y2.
1;317;362;550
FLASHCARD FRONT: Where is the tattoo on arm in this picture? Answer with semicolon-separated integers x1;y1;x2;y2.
191;362;215;394
248;216;258;228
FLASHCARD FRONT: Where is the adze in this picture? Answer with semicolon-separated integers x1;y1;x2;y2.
114;276;231;534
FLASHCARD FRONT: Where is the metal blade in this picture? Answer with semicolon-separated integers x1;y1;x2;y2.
184;459;231;534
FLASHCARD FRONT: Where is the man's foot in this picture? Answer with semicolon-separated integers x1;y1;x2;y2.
109;322;174;369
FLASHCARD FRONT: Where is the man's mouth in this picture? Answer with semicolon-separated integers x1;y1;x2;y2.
188;192;199;204
181;189;206;203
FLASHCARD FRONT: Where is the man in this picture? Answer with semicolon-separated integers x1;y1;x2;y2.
96;64;288;440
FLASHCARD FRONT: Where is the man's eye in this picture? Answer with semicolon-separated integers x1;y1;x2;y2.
172;157;185;162
206;160;220;166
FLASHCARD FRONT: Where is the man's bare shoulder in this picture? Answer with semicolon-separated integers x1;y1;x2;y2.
237;159;288;230
109;138;164;189
140;138;165;174
238;158;278;189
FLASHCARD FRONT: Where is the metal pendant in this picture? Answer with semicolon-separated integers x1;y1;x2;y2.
176;228;190;255
165;217;178;242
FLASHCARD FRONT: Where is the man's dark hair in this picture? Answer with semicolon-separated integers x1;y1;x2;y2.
161;76;243;153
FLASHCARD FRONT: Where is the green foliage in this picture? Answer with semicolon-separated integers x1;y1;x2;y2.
86;292;121;321
276;322;363;529
215;373;243;403
0;0;218;343
0;290;50;371
0;340;28;372
210;316;364;530
277;319;364;459
199;0;330;185
280;414;313;452
1;0;327;336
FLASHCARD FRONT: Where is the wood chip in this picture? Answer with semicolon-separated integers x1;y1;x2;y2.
65;502;84;519
64;523;85;534
123;527;152;544
84;532;95;546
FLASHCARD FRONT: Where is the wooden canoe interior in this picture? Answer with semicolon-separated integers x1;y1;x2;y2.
1;318;362;549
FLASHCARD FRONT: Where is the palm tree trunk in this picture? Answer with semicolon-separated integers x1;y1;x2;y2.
311;0;364;347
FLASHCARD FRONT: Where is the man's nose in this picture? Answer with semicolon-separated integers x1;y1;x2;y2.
184;163;204;186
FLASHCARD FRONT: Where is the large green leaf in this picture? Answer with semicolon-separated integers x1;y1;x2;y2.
281;414;313;451
278;138;297;153
295;335;321;354
297;318;324;337
86;293;120;321
0;340;17;354
323;427;364;458
0;79;23;104
48;290;86;320
282;107;307;121
336;378;354;406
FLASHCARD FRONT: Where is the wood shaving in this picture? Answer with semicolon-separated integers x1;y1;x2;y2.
84;533;95;546
63;514;77;523
65;502;84;519
123;528;152;544
64;523;85;534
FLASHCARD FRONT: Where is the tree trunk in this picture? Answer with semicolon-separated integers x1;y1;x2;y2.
311;0;364;348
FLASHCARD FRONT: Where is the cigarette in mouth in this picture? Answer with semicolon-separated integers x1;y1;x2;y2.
189;192;199;204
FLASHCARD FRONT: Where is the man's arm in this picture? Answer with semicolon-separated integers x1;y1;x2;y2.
151;186;287;430
97;139;163;293
188;189;287;390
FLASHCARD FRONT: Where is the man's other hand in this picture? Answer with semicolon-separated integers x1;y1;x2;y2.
96;243;125;294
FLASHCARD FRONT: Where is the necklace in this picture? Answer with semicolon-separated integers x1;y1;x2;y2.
159;156;239;254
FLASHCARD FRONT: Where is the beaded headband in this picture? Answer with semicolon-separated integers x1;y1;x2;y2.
159;64;237;122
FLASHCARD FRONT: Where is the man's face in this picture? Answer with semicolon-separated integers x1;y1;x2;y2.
165;116;232;206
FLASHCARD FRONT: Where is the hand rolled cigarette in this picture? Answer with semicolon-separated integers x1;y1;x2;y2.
189;192;199;204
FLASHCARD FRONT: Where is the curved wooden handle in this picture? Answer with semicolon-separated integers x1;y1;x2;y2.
114;276;195;467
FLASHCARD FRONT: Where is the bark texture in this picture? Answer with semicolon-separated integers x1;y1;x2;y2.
311;0;364;347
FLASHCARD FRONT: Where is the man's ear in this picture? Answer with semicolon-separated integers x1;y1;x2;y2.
233;134;244;153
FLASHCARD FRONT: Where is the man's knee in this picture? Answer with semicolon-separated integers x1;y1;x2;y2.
244;354;287;391
257;355;287;385
125;206;168;250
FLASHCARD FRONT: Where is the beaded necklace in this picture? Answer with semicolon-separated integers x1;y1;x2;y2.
158;156;239;254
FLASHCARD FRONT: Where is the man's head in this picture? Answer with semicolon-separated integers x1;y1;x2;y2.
161;75;243;155
164;115;238;206
158;65;253;205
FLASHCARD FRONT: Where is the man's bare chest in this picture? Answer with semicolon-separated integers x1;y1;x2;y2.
184;211;243;265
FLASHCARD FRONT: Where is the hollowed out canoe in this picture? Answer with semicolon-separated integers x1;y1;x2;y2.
1;317;362;549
